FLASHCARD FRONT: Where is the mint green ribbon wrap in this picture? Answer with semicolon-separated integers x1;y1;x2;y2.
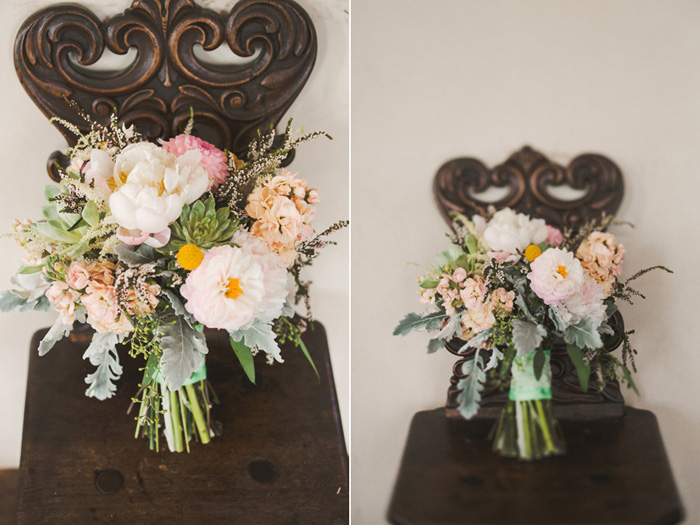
153;364;207;389
509;350;552;401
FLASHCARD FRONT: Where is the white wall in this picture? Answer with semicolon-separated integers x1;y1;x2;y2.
352;0;700;523
0;0;348;467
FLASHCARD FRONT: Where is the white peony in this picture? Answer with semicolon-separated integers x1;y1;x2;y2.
102;143;209;247
552;274;607;328
482;208;548;253
180;234;289;335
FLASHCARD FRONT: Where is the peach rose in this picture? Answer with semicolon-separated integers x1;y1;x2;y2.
66;261;90;290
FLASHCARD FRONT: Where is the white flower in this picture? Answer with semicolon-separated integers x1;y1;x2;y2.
482;208;548;253
180;233;288;332
552;274;607;328
107;143;209;246
527;247;585;305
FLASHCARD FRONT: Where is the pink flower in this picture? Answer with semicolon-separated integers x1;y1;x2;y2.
246;171;319;267
452;268;467;282
180;234;288;334
66;261;90;290
161;134;228;189
576;232;625;297
490;287;515;314
459;277;489;310
116;226;171;249
553;274;607;328
45;281;80;324
545;225;564;247
527;248;585;305
82;286;133;334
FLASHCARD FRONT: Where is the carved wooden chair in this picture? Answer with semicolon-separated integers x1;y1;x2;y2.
12;1;347;522
388;146;683;525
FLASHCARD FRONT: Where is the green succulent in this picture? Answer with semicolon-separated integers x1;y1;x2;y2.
162;197;239;252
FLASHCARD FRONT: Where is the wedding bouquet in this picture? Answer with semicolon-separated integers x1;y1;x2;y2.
395;207;668;460
2;103;347;453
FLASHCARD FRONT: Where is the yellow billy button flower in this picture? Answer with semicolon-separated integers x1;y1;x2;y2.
225;278;243;299
177;243;204;271
524;244;542;262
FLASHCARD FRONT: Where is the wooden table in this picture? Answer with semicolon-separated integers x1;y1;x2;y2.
15;322;347;523
388;408;683;524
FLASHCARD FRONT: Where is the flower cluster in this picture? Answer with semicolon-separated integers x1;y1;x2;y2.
2;107;346;453
397;207;668;421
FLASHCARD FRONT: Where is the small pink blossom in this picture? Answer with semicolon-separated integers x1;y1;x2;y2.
490;287;515;314
161;134;228;189
82;286;133;334
545;225;564;247
452;267;467;282
576;232;625;297
45;281;80;324
459;277;488;310
66;261;90;290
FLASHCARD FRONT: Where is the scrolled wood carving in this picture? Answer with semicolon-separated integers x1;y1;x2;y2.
15;0;316;180
434;146;624;230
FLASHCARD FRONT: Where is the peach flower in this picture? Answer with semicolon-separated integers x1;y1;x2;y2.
66;261;90;290
576;232;625;297
82;286;133;334
45;281;80;324
490;287;515;314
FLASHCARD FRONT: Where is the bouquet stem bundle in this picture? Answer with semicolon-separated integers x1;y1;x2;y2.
491;349;564;460
132;366;215;453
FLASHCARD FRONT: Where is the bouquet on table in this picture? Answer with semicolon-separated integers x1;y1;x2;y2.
395;207;669;460
2;104;347;453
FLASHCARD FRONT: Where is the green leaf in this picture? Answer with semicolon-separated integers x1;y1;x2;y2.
18;265;43;275
34;222;81;243
0;290;28;312
419;279;439;289
566;344;590;392
42;205;60;222
533;348;545;380
230;337;256;384
158;315;209;390
620;364;639;395
83;332;125;400
229;319;282;363
427;338;445;354
81;200;100;227
297;337;319;380
43;185;60;201
465;234;477;254
393;311;447;336
511;319;547;356
564;318;603;350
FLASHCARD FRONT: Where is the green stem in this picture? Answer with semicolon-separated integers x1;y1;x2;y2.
169;390;183;453
535;400;555;452
185;383;210;444
178;390;191;453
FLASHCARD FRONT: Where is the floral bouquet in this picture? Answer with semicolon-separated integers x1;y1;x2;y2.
2;103;347;453
395;207;669;460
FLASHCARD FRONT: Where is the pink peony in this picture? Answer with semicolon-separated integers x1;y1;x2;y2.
553;274;607;328
527;248;585;305
545;225;564;247
180;234;289;334
161;134;228;189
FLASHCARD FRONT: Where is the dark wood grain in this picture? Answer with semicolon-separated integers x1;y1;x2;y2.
388;408;683;525
0;469;18;525
14;0;316;181
17;322;347;523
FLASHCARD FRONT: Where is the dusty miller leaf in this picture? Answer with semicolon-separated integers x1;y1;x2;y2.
486;347;504;370
38;312;81;356
456;348;486;419
462;328;494;351
113;243;158;266
393;311;447;336
427;338;445;354
564;318;603;350
511;319;547;356
83;332;126;400
229;318;282;363
159;316;209;390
